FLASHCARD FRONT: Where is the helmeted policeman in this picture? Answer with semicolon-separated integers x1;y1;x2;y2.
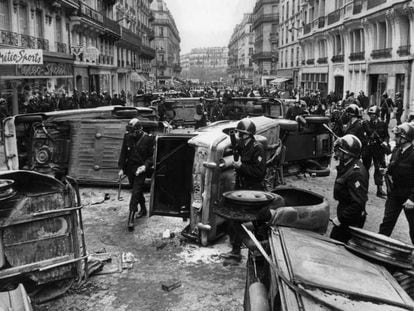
118;118;155;231
330;134;369;243
379;123;414;243
362;105;390;198
222;118;267;266
232;118;266;190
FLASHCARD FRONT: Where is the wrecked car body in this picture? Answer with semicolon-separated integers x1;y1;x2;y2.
0;170;86;293
150;116;284;245
2;106;169;185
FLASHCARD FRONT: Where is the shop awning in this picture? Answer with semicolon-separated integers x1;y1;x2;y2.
131;72;147;82
270;77;291;84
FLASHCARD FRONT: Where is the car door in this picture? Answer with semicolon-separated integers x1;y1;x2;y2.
150;134;196;218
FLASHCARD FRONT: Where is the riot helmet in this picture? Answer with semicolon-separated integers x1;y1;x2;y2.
392;123;414;142
126;118;143;136
236;118;256;136
345;104;361;117
367;105;380;117
334;134;362;158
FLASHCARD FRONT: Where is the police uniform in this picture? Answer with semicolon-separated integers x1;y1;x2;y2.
235;139;266;190
379;145;414;243
118;131;154;214
330;158;369;243
362;119;389;187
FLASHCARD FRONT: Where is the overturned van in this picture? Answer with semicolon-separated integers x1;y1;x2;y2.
2;106;169;185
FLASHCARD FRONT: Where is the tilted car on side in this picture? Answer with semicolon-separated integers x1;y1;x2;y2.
2;106;169;185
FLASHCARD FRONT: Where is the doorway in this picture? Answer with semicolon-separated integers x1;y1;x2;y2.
369;74;387;106
334;76;344;99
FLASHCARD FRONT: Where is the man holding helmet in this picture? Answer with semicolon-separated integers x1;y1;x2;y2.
330;134;369;243
379;122;414;243
118;118;155;231
221;118;267;266
362;105;390;198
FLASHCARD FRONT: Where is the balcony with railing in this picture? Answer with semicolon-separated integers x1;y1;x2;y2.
103;16;121;37
157;61;167;68
367;0;387;10
327;8;341;25
303;23;311;34
173;63;182;72
252;51;274;61
349;51;365;61
306;58;315;65
397;45;411;57
141;45;155;59
331;54;344;63
371;48;392;59
121;28;142;48
55;42;67;54
79;3;104;24
269;32;278;42
353;0;363;14
317;57;328;64
253;13;279;29
0;30;49;51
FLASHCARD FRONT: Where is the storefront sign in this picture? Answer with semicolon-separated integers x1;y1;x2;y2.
0;49;43;65
84;46;100;63
18;62;72;76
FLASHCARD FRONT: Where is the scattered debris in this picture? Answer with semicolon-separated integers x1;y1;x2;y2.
121;252;136;270
161;279;182;292
90;253;122;275
162;229;171;239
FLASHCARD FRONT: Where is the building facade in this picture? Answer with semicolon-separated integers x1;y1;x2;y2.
0;0;156;113
150;0;181;89
0;0;77;113
300;0;413;114
181;47;228;83
227;13;254;86
251;0;280;86
277;0;302;91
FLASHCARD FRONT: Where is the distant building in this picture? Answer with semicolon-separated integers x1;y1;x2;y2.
251;0;280;86
181;47;228;82
278;0;302;92
227;13;254;86
150;0;181;89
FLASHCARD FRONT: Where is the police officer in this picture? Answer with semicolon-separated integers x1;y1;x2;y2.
222;118;266;265
118;118;155;231
362;106;390;198
379;123;414;244
330;134;369;243
395;92;404;125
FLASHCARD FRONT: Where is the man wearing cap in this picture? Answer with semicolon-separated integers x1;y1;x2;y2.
220;118;267;266
118;118;154;231
330;134;369;243
379;123;414;243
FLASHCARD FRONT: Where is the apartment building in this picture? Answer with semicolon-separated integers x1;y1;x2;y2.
251;0;280;86
228;13;255;86
150;0;181;88
0;0;156;113
277;0;302;90
300;0;413;114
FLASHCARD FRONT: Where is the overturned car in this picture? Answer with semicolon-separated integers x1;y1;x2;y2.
0;170;86;298
149;114;333;246
2;106;169;185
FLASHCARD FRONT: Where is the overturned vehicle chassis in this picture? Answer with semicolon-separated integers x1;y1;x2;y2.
0;170;86;293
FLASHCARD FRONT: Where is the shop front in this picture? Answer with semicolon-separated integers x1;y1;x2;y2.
368;61;411;110
0;54;74;114
300;67;329;98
